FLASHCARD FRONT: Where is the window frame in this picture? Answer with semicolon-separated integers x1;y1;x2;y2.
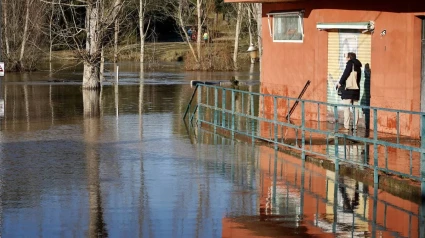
267;11;304;43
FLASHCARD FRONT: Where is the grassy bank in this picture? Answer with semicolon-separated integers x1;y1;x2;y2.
48;41;251;68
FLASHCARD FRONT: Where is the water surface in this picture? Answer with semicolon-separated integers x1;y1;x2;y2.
0;61;421;237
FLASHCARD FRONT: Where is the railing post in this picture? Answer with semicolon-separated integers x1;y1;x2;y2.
214;87;218;133
231;90;235;138
197;85;202;127
334;105;339;172
301;101;306;160
334;105;338;132
274;96;278;150
373;109;379;185
372;184;378;237
250;94;255;143
334;133;339;172
332;172;339;234
222;89;226;128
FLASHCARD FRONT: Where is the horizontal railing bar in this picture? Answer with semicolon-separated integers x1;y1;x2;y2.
201;84;425;116
194;84;425;185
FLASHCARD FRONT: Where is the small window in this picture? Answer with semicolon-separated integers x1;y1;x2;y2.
268;12;304;43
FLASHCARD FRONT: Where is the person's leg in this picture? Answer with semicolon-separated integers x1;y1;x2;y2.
342;99;351;129
353;100;360;129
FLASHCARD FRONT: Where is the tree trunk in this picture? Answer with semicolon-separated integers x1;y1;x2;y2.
49;0;54;63
139;0;145;64
256;3;262;74
100;46;104;82
19;0;31;69
177;0;198;63
196;0;202;60
247;4;253;46
1;0;10;58
113;0;121;63
233;3;243;69
3;0;10;58
83;1;101;90
83;89;105;237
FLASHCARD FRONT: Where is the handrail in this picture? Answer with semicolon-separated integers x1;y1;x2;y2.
183;84;200;121
189;84;425;187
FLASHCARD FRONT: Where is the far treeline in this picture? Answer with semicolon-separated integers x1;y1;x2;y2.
2;0;262;90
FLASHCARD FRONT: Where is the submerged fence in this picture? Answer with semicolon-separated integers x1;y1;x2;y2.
184;84;425;197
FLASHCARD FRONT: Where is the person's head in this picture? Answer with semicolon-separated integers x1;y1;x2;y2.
346;52;356;61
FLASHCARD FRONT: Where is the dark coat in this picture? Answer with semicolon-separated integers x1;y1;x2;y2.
339;59;362;100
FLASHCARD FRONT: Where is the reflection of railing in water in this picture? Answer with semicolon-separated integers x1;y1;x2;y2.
197;130;420;237
275;155;420;237
186;84;425;186
186;84;425;237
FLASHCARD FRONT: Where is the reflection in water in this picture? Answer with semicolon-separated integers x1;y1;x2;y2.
83;90;108;237
0;62;421;237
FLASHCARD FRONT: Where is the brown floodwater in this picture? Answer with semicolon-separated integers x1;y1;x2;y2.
0;61;422;237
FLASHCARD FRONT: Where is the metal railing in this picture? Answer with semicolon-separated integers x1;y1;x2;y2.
185;84;425;194
196;130;422;237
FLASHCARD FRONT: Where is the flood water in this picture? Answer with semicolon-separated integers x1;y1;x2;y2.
0;61;422;237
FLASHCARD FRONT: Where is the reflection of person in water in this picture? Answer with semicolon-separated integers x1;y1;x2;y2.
339;179;360;213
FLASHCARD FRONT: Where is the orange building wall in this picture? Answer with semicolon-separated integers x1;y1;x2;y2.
260;2;425;137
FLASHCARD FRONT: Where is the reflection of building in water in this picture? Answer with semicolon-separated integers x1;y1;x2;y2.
222;145;421;237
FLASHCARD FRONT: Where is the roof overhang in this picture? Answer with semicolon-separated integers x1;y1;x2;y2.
317;21;375;31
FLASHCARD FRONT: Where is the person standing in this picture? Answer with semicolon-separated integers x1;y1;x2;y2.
187;28;193;41
203;31;209;44
336;52;362;131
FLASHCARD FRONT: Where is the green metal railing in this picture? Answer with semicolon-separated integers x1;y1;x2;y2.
184;84;425;193
197;128;422;237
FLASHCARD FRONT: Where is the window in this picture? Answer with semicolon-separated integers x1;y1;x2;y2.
268;11;304;43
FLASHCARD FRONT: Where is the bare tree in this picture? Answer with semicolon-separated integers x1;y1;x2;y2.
164;0;214;67
138;0;154;65
113;0;121;63
233;3;242;69
2;0;46;71
50;0;124;89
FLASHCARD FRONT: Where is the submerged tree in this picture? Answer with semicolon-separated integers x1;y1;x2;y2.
49;0;124;90
2;0;47;71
